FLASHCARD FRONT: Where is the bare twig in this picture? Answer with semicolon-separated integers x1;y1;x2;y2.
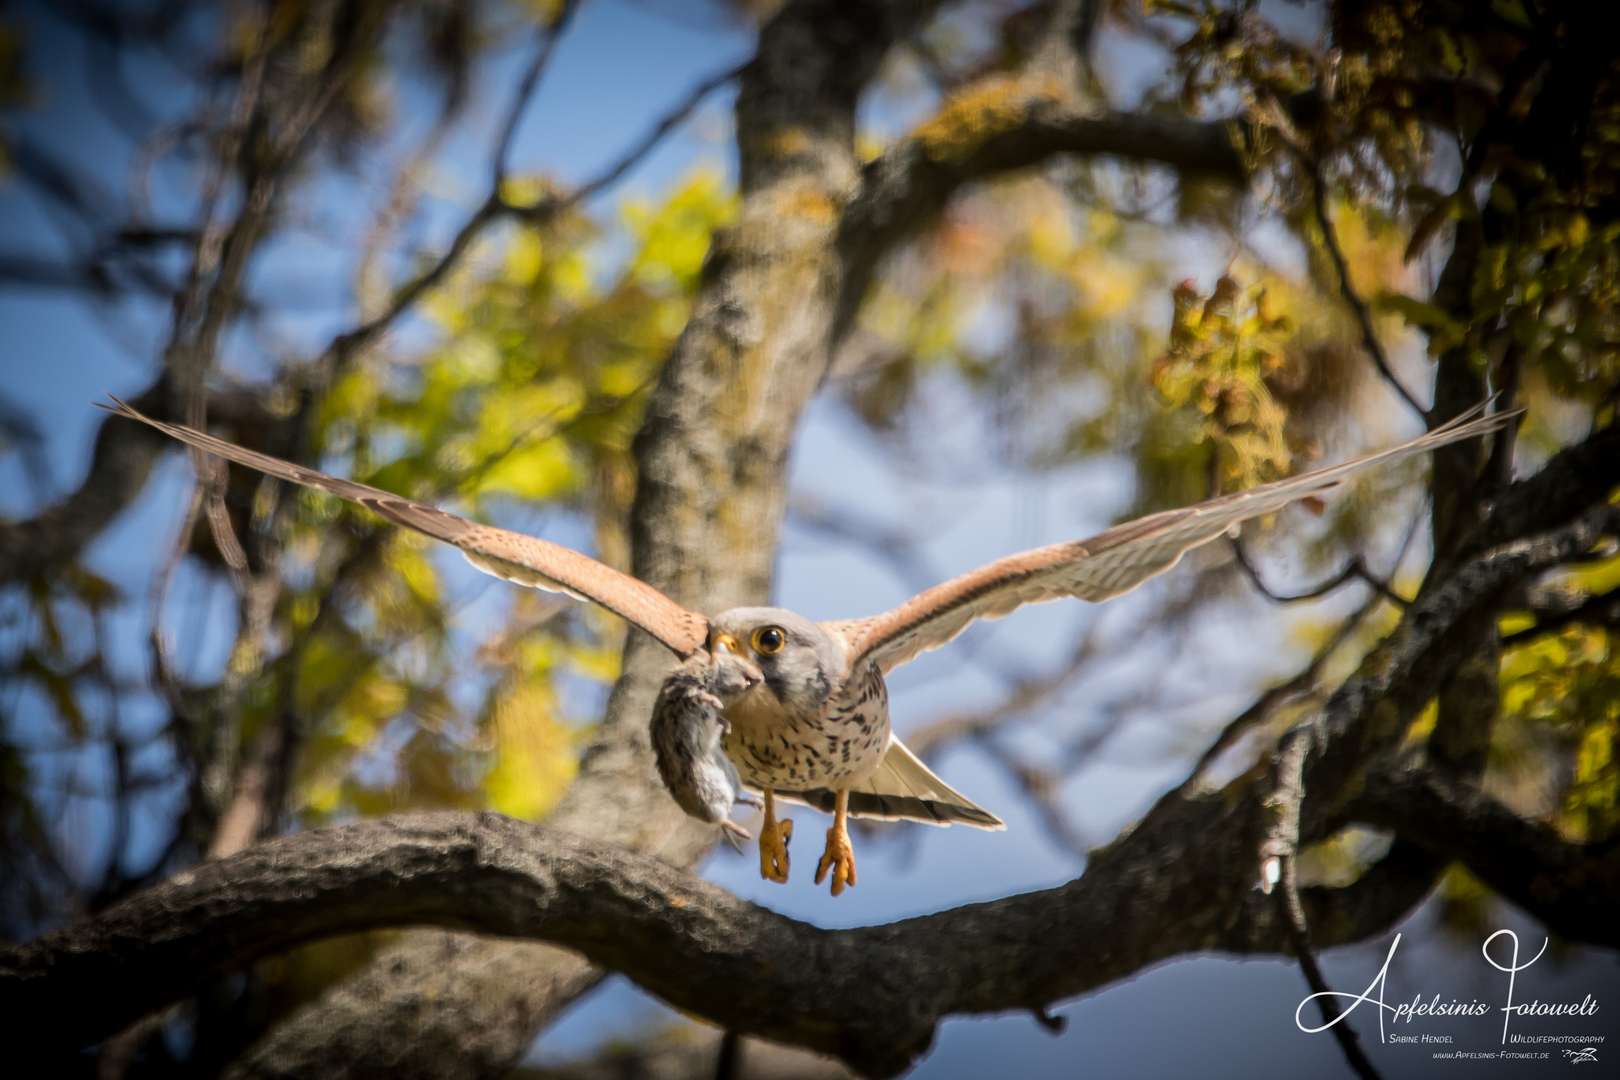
324;58;743;372
1183;506;1428;790
1502;585;1620;645
1305;169;1430;420
1176;591;1379;797
493;1;582;186
1229;536;1409;608
1279;854;1387;1080
787;493;942;595
902;618;1108;758
1261;721;1385;1080
715;1029;742;1080
1253;94;1428;420
506;60;749;221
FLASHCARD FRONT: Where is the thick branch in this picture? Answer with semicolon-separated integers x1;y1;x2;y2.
1475;422;1620;556
1356;767;1620;947
1503;585;1620;644
0;807;1461;1080
21;507;1620;1076
836;97;1245;340
1300;502;1620;824
232;3;952;1074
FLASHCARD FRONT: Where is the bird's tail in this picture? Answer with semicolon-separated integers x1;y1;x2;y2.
776;738;1005;830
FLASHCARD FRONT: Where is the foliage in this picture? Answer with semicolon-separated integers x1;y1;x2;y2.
1151;274;1295;493
274;168;735;822
1;0;1618;1067
1499;553;1620;843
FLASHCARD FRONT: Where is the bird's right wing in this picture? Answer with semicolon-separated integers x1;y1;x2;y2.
102;397;709;657
825;404;1517;675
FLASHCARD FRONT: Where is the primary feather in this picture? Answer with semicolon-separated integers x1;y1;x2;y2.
99;396;709;656
826;405;1517;674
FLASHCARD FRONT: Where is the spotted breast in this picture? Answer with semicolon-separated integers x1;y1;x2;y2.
721;659;891;792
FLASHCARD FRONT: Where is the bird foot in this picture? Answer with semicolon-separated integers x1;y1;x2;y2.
759;814;792;884
814;821;857;897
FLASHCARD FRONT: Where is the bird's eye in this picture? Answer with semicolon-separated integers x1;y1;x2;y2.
751;626;786;655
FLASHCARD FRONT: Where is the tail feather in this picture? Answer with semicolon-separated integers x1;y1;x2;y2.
775;737;1005;830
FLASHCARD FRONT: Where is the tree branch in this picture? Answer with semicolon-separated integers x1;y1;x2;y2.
1298;504;1620;833
0;806;1490;1080
322;55;740;376
1474;421;1620;556
836;99;1246;341
493;1;582;187
231;4;951;1072
1502;585;1620;645
17;759;1615;1078
17;504;1619;1077
0;378;176;581
1229;536;1410;607
1302;159;1429;420
1356;766;1620;947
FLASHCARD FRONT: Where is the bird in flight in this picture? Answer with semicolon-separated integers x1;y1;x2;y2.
103;397;1512;896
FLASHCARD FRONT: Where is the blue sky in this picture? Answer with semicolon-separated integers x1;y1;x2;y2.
2;2;1615;1076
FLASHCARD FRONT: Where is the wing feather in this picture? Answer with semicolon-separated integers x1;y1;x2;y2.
833;405;1518;673
101;397;708;656
776;737;1005;829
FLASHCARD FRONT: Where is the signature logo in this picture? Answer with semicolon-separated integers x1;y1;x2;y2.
1296;930;1600;1045
1564;1047;1598;1064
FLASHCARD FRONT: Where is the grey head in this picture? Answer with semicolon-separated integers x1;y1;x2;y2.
707;607;846;717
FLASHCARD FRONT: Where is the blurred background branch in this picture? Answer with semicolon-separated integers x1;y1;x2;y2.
1;0;1618;1077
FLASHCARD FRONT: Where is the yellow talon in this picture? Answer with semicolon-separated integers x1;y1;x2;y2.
758;789;792;884
814;789;857;897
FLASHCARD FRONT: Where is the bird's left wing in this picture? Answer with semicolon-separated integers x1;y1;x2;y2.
101;397;709;657
827;405;1517;674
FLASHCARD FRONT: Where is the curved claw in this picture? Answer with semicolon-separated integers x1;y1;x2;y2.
814;822;857;897
813;788;857;897
720;818;752;854
757;789;792;883
760;815;792;883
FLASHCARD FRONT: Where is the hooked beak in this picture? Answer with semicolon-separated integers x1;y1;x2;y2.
711;632;763;691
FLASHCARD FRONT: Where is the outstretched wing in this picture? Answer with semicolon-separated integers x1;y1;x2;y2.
102;397;708;657
826;405;1517;674
776;736;1005;829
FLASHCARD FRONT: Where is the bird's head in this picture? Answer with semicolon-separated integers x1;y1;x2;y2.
707;607;844;714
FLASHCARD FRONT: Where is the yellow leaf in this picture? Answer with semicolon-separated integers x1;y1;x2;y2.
485;680;576;820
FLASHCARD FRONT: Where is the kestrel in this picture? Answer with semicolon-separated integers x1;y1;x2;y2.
103;397;1512;896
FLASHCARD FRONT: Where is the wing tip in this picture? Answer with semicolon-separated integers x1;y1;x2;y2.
95;393;139;419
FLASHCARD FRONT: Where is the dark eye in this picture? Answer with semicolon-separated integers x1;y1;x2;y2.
751;626;786;655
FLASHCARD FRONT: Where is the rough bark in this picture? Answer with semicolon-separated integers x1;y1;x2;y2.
227;3;950;1075
19;1;1615;1075
12;503;1616;1078
1356;766;1620;946
7;775;1613;1078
